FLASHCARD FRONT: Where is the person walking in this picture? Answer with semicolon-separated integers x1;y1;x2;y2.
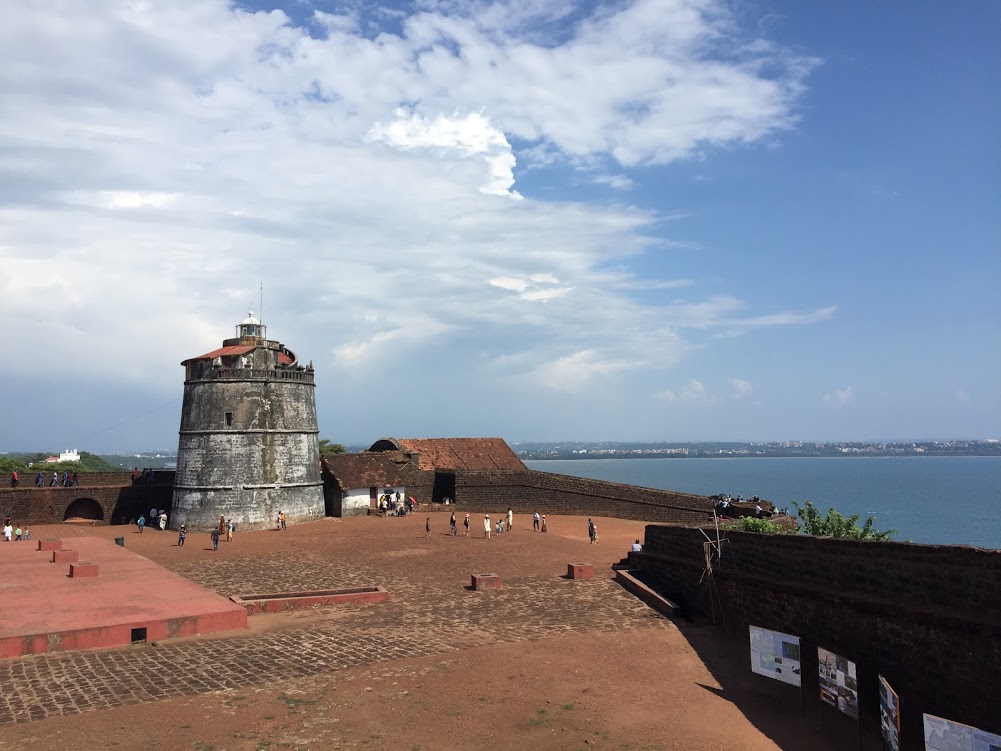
50;471;58;487
483;514;491;539
541;515;547;533
280;511;287;530
177;524;187;547
210;527;220;551
159;512;168;531
10;470;18;488
507;507;513;531
137;515;145;534
533;511;540;531
463;513;470;536
449;512;457;537
14;526;22;541
2;523;12;541
588;518;597;545
61;470;69;487
226;518;235;542
218;515;225;538
425;516;432;538
35;471;43;487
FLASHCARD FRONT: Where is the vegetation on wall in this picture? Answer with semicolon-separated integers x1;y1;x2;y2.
721;516;795;535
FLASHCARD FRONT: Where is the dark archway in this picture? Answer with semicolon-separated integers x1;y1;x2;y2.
63;498;105;522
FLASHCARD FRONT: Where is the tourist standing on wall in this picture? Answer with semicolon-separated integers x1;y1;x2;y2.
10;470;17;488
35;471;43;487
51;472;58;487
483;514;491;539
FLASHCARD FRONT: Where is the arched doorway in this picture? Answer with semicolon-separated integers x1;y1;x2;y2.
63;498;105;522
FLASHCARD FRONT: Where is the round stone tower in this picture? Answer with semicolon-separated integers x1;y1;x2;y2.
172;310;324;530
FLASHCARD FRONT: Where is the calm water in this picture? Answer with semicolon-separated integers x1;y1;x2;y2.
525;456;1001;549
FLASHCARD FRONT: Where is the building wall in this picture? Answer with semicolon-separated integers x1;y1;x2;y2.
639;525;1001;750
173;377;323;529
0;482;173;527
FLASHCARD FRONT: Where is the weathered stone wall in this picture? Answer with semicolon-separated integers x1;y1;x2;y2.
447;469;712;523
173;377;323;529
639;525;1001;749
0;482;173;527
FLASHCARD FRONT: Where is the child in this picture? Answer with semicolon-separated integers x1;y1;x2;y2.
177;524;187;547
23;528;30;541
14;526;22;541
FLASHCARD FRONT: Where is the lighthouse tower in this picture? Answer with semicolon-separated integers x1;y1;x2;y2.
172;310;324;529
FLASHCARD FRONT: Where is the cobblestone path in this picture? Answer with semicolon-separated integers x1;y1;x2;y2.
0;549;667;726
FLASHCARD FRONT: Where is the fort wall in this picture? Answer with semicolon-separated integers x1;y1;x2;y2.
445;469;712;524
638;525;1001;749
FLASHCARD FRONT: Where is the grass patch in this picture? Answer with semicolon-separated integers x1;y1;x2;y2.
562;703;575;711
277;693;318;713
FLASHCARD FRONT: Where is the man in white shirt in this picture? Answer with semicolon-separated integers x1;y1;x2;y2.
630;539;642;553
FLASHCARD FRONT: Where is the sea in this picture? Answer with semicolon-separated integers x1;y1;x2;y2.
524;456;1001;549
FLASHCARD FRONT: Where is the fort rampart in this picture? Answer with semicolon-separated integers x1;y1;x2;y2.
637;525;1001;749
442;469;713;524
0;472;174;527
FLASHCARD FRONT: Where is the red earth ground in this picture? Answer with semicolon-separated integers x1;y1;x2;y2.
0;512;868;751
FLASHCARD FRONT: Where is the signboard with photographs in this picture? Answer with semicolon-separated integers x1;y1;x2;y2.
817;647;859;720
748;626;802;687
924;714;1001;751
879;675;901;751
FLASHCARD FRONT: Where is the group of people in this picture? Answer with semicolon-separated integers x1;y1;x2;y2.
712;494;769;518
20;470;80;488
379;492;414;516
130;468;156;486
2;516;29;541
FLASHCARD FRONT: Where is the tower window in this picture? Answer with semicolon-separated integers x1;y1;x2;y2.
225;412;234;427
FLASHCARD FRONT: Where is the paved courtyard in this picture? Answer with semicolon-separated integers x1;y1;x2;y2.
0;513;860;750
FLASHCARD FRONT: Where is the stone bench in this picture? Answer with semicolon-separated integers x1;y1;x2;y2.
37;539;62;552
567;563;595;580
471;573;501;590
69;563;99;578
52;550;79;564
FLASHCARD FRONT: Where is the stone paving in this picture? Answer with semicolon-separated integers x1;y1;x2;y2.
0;520;668;727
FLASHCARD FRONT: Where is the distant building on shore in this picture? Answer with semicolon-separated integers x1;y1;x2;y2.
171;310;324;530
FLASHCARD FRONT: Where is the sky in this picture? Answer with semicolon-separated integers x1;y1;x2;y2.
1;0;998;453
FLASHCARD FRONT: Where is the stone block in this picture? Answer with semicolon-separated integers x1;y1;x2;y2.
52;549;80;564
69;562;99;578
471;573;501;590
37;539;62;552
567;563;595;580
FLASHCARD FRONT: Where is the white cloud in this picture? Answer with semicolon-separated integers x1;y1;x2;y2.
654;389;676;401
367;109;522;198
822;386;854;407
0;0;831;446
682;379;707;401
592;174;635;191
729;378;753;398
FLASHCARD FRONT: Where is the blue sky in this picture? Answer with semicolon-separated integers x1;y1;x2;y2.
1;0;997;453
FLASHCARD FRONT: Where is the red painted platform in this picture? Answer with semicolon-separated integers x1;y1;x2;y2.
567;563;595;580
0;537;247;658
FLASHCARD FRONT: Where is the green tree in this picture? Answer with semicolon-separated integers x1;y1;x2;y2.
791;500;895;541
721;516;794;535
318;439;346;456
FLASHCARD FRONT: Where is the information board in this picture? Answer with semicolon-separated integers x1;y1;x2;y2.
748;625;801;687
817;646;859;720
879;674;901;751
924;714;1001;751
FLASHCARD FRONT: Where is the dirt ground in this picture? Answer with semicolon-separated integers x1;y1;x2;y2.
0;512;863;751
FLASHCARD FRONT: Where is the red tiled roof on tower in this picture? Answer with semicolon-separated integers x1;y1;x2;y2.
368;437;526;472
